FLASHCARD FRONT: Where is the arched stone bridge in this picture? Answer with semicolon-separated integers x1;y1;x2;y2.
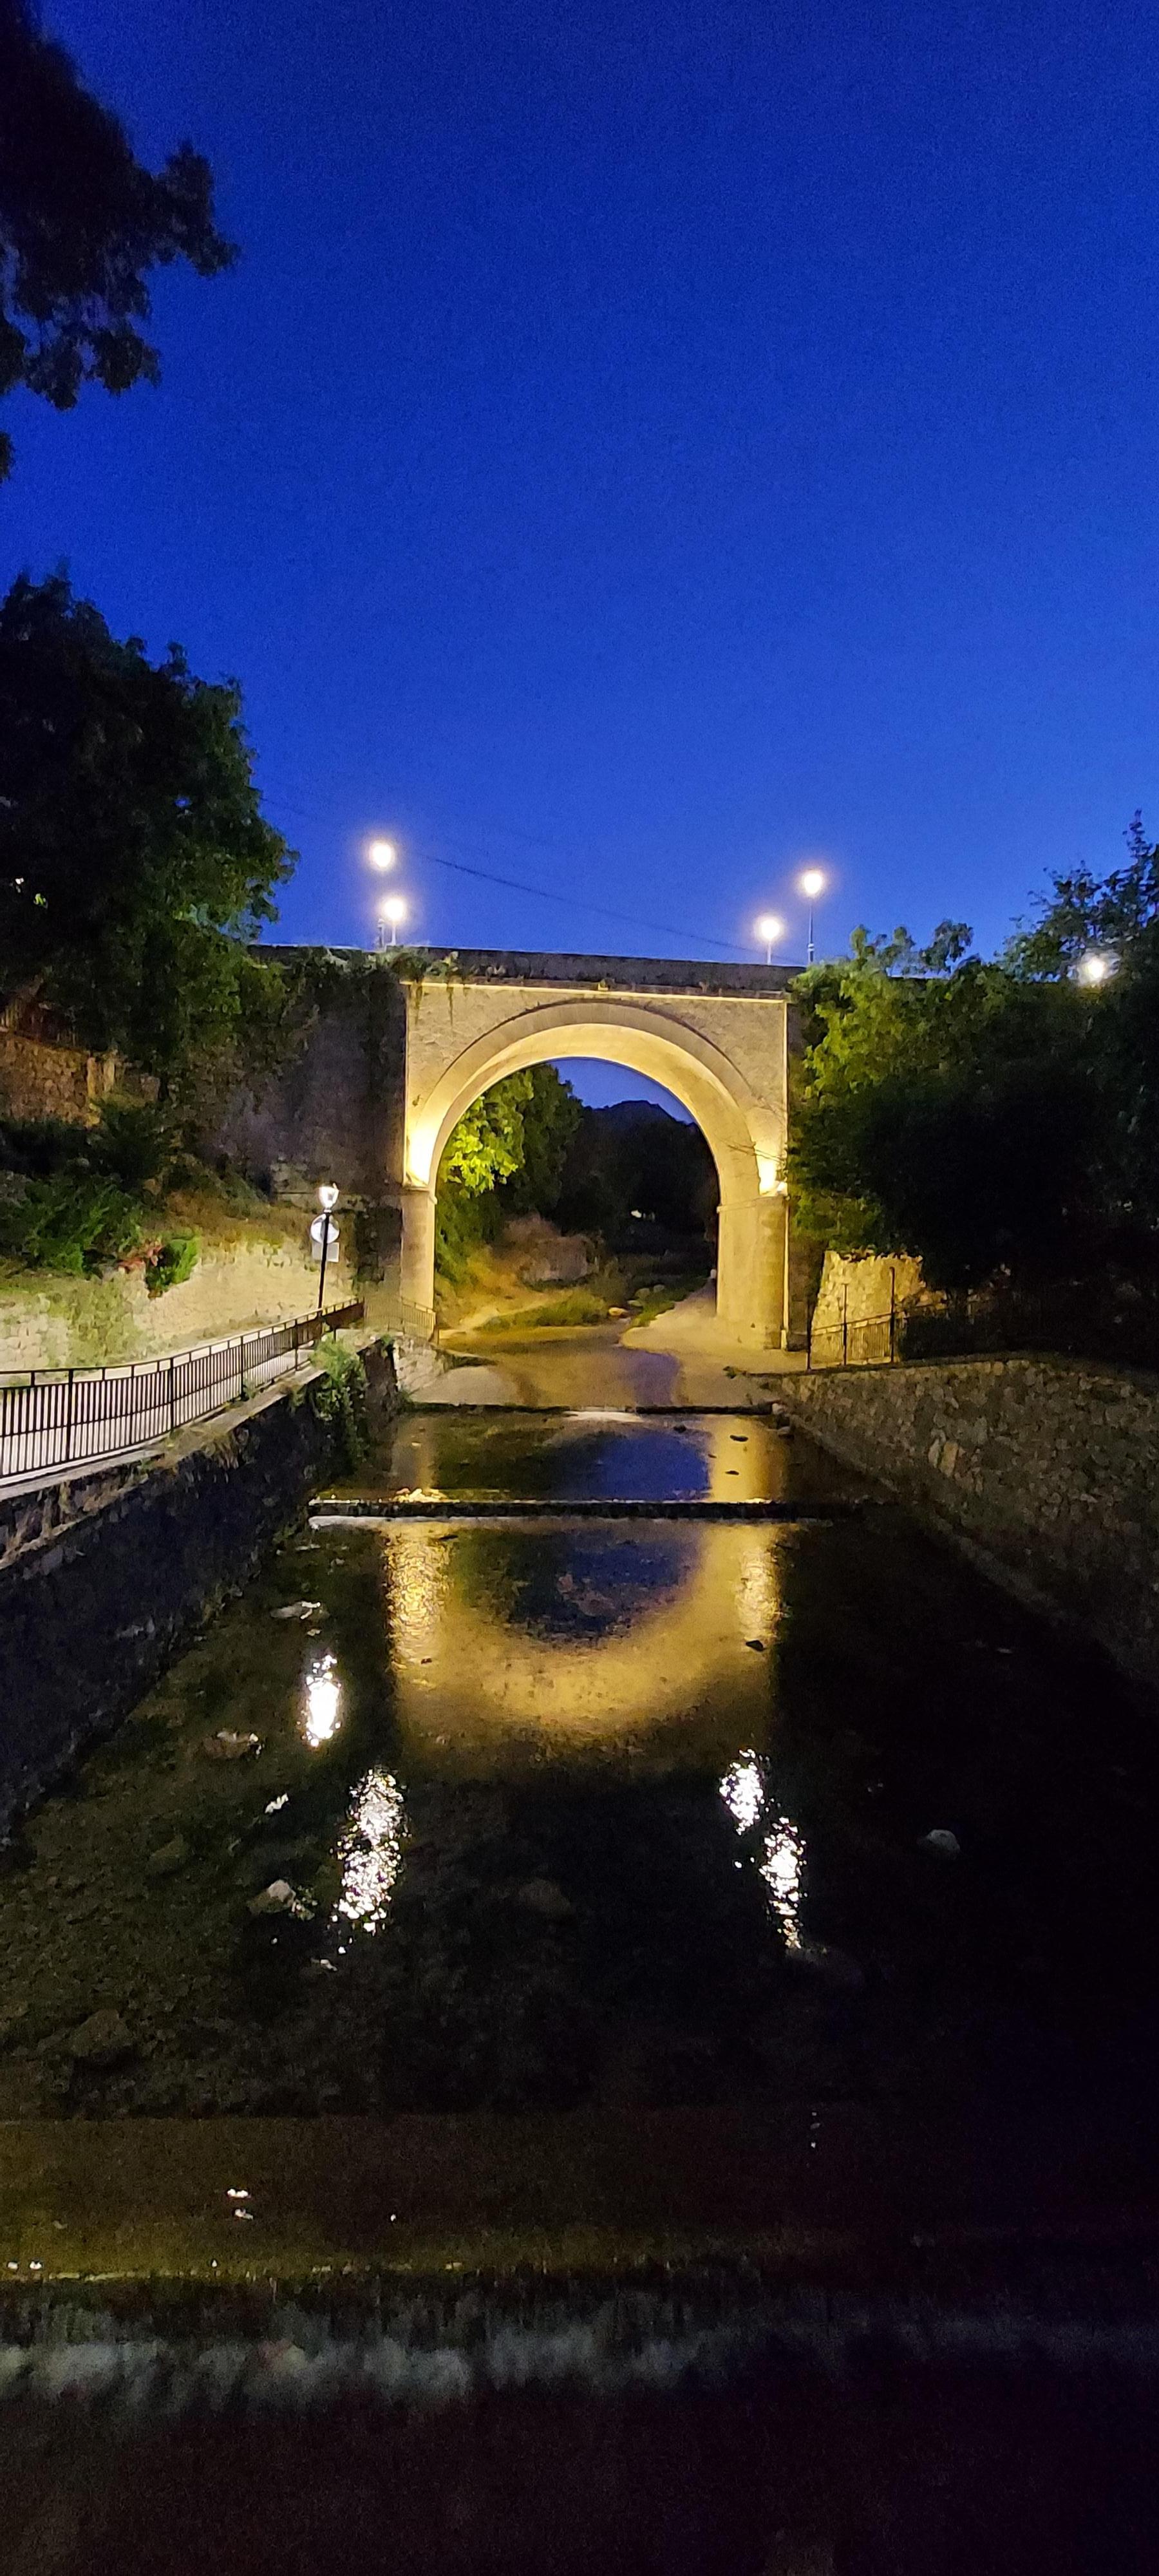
230;949;802;1350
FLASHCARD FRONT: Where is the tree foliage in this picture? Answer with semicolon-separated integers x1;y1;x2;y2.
435;1066;581;1278
439;1066;580;1202
789;923;1102;1291
0;0;233;478
0;573;295;1096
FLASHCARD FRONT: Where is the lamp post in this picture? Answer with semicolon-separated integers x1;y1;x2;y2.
378;894;408;949
798;867;826;966
367;838;397;873
754;912;785;967
315;1180;339;1318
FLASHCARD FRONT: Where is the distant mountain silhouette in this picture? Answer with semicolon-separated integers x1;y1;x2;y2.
557;1099;715;1241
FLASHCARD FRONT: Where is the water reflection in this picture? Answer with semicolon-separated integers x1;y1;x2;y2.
720;1749;806;1950
301;1652;343;1748
381;1522;781;1770
335;1768;406;1929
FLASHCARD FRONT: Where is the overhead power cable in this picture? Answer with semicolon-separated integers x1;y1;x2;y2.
410;840;753;958
267;791;755;958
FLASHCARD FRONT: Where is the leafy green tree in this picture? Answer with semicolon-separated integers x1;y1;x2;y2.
435;1066;581;1278
0;573;294;1096
0;0;233;478
789;925;1100;1291
1006;814;1159;1253
498;1065;581;1214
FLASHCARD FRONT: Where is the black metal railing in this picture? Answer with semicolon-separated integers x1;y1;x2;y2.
807;1274;1159;1374
0;1300;364;1484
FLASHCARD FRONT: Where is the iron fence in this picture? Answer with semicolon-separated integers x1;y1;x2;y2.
0;1300;364;1485
807;1275;1159;1374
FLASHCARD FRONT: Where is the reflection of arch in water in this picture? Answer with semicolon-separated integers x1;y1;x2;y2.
380;1515;782;1773
400;985;789;1348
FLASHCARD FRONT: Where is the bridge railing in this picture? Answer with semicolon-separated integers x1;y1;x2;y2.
0;1300;364;1486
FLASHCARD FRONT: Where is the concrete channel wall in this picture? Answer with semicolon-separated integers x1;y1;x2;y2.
0;1338;399;1838
781;1353;1159;1687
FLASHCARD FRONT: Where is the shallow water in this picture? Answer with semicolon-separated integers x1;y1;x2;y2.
2;1407;1158;2128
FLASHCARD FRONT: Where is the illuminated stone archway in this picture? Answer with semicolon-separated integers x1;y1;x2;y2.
399;956;793;1348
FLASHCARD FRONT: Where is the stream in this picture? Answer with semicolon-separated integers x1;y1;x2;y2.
2;1377;1157;2133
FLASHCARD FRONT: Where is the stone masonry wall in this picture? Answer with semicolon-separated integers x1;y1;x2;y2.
781;1354;1159;1688
0;1228;353;1372
0;1338;399;1837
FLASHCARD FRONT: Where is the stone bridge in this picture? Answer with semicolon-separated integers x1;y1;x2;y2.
224;950;800;1350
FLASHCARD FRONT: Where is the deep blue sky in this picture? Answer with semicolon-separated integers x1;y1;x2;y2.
5;0;1159;1023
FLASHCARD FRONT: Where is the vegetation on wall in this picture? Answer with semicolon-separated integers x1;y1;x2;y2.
0;1099;200;1291
789;819;1159;1297
308;1337;370;1470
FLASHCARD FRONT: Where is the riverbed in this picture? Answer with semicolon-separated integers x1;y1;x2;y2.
2;1390;1156;2137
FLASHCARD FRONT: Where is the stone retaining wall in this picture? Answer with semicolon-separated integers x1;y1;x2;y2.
0;1339;399;1836
781;1354;1159;1687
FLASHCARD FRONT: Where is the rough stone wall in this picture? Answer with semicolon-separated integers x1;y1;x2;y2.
0;1229;353;1371
211;963;406;1276
0;1339;399;1835
781;1355;1159;1685
0;1031;138;1126
811;1249;927;1336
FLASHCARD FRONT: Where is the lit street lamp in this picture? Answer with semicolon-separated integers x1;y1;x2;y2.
1076;949;1116;987
312;1180;339;1316
367;838;397;871
798;867;826;965
379;894;408;948
754;912;785;966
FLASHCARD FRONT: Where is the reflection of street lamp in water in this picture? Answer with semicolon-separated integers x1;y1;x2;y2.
314;1179;339;1316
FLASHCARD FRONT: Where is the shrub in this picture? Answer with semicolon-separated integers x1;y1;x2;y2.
309;1338;369;1470
0;1171;143;1273
145;1228;200;1296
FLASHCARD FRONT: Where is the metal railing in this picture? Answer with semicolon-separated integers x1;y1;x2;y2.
807;1273;901;1370
806;1274;1159;1374
0;1300;364;1485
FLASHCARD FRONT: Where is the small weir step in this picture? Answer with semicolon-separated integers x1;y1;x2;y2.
309;1493;860;1522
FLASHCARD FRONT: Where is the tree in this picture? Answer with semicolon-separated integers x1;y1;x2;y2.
0;572;294;1095
0;0;233;478
1006;815;1159;1255
789;925;1100;1291
435;1066;581;1278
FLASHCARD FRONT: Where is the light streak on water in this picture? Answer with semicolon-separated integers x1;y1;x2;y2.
719;1749;806;1949
335;1769;406;1930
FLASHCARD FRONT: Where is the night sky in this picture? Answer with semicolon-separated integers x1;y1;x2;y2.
5;0;1159;1065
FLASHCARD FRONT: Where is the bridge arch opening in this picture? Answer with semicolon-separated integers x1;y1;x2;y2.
400;994;787;1349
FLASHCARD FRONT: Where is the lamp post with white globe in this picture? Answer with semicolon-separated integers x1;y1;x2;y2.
378;895;408;949
798;868;826;965
754;913;785;967
313;1180;339;1318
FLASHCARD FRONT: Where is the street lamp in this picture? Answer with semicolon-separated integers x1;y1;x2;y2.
367;838;397;871
798;867;826;965
314;1180;339;1317
1077;949;1116;987
754;913;785;966
379;894;408;948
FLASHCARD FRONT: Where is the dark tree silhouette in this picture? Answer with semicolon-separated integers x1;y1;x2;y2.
0;573;294;1092
0;0;233;477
